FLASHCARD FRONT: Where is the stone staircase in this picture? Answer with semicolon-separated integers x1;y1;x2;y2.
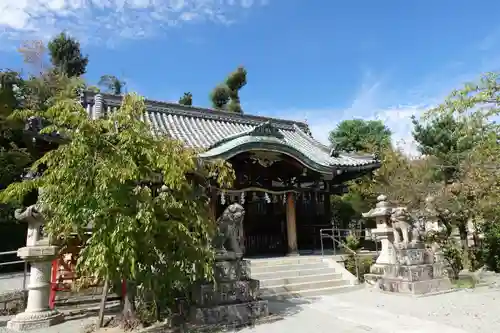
248;256;361;299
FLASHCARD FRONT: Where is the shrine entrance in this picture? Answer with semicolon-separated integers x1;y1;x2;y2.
215;193;287;258
203;126;379;258
243;194;287;257
296;192;332;253
210;150;331;258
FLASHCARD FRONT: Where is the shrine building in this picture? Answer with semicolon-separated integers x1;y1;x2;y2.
78;92;380;257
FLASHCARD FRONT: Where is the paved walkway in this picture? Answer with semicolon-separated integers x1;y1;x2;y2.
238;287;500;333
242;297;465;333
0;273;26;294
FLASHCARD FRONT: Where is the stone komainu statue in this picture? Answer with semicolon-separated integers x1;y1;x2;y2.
213;203;245;257
391;207;424;246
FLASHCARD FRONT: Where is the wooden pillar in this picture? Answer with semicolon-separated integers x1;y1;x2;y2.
286;192;299;256
208;191;217;223
324;192;331;224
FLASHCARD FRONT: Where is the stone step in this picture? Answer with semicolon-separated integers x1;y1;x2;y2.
260;284;361;299
252;267;335;280
248;256;324;268
261;277;348;294
250;262;327;274
258;273;343;288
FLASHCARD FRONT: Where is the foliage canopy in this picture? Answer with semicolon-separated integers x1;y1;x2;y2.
48;32;89;78
328;119;392;154
178;92;193;106
98;75;126;95
0;80;235;318
210;66;247;113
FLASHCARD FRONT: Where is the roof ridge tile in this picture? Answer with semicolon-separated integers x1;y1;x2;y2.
82;91;309;132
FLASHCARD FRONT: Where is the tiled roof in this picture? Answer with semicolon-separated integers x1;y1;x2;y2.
80;92;380;174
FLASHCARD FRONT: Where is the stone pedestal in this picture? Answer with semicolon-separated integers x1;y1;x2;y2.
7;205;64;331
190;256;268;328
365;243;452;295
7;245;64;331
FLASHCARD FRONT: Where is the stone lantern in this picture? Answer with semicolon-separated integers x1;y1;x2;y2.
7;204;64;331
362;195;397;273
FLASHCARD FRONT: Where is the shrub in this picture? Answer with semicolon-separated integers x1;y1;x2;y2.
482;222;500;272
345;255;373;282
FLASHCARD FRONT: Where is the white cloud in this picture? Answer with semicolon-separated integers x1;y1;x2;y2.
277;45;500;157
0;0;267;46
283;103;426;157
276;72;445;157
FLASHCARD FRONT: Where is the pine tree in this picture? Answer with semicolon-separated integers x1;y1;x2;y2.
210;66;247;113
48;32;89;77
178;92;193;106
98;75;126;95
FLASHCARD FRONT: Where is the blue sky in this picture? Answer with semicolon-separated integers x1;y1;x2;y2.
2;0;500;154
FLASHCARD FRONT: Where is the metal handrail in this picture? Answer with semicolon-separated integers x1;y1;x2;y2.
330;227;379;254
319;228;360;282
0;250;24;266
0;250;29;295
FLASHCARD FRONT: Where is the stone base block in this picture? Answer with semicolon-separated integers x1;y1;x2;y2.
190;300;268;327
214;259;250;281
7;309;64;331
364;274;452;295
192;279;259;307
396;247;433;265
370;263;448;281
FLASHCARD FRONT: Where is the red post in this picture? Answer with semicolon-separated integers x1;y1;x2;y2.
49;259;58;309
121;280;127;301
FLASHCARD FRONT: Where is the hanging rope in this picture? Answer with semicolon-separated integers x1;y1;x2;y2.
212;186;302;195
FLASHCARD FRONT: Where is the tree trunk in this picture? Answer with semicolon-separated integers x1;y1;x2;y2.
97;279;109;328
122;281;136;317
459;223;469;270
121;280;140;329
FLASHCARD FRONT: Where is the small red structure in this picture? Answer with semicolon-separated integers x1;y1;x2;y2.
49;234;125;309
49;239;80;309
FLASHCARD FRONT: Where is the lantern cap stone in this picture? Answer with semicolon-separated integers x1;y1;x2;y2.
362;193;392;218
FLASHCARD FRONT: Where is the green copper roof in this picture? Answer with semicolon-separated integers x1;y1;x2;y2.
81;92;380;174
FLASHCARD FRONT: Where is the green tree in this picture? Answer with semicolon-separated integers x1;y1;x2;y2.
328;119;392;154
210;66;247;113
178;92;193;106
48;32;89;78
414;72;500;271
0;70;32;186
327;119;392;229
0;83;234;324
98;75;126;95
0;70;32;225
412;113;478;183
